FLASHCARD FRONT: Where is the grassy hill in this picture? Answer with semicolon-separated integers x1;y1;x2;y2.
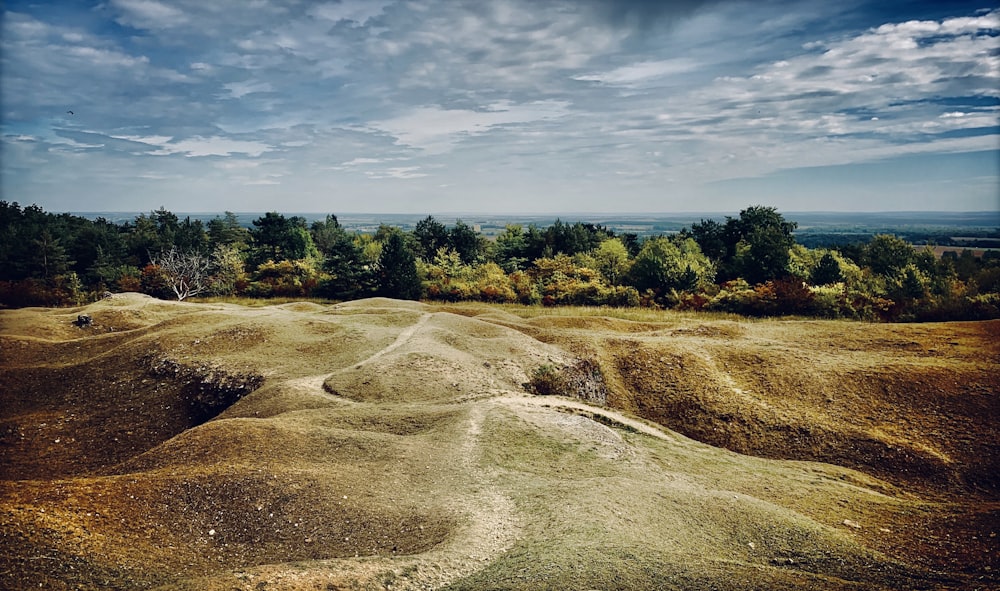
1;294;997;590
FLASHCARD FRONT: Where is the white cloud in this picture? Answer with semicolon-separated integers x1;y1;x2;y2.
109;134;174;145
66;45;151;69
2;0;997;212
110;0;188;29
365;166;427;180
222;80;273;99
370;2;623;92
146;136;271;157
371;100;571;153
309;1;391;26
574;58;699;86
675;8;1000;148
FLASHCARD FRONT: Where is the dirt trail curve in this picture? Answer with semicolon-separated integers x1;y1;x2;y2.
354;312;433;369
494;393;680;443
381;402;520;590
257;312;521;590
279;312;434;403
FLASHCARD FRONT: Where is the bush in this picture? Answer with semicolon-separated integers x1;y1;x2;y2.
140;264;174;299
526;364;565;395
525;359;608;404
0;273;86;308
247;259;325;298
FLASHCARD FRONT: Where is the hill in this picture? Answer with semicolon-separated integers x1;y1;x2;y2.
1;294;997;590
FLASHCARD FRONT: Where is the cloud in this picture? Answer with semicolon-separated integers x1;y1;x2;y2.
580;0;723;30
365;166;427;180
309;1;391;26
2;0;997;212
367;2;623;93
574;58;699;86
370;100;572;153
110;0;188;29
222;80;274;99
137;135;271;157
653;8;1000;167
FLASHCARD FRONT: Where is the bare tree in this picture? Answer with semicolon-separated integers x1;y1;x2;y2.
150;247;213;301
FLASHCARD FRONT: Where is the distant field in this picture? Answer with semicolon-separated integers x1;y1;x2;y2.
930;246;1000;258
71;210;1000;242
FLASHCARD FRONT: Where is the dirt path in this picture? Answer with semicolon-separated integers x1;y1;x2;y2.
492;393;680;443
278;313;435;405
383;402;519;590
261;312;521;590
353;312;433;369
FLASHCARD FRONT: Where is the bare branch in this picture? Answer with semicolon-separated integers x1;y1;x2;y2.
150;247;213;301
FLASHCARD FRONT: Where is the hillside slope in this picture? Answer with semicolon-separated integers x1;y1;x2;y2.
1;295;997;590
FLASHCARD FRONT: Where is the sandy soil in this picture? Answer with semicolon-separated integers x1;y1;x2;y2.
1;294;997;590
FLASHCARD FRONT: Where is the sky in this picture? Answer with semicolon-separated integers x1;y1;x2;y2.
1;0;998;214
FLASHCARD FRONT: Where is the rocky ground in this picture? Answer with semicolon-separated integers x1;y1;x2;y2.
1;294;997;590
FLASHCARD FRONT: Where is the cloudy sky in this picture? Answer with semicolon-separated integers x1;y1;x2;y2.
2;0;998;214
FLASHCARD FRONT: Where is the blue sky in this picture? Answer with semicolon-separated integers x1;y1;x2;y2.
1;0;997;214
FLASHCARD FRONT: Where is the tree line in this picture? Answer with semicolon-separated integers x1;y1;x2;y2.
1;201;997;321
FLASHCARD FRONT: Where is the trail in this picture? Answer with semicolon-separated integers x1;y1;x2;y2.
256;312;521;590
278;312;434;404
352;312;433;369
383;403;519;590
493;393;680;443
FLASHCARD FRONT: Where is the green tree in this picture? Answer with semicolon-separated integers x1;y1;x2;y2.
449;220;483;264
727;206;797;284
628;237;714;301
810;252;843;286
31;230;73;278
208;212;250;251
594;238;631;285
320;227;372;300
210;244;247;296
250;212;319;264
736;225;790;284
310;214;342;257
688;218;728;261
153;207;179;247
376;231;422;300
285;226;321;261
176;217;209;253
414;216;450;261
250;212;292;262
493;224;529;272
865;234;913;278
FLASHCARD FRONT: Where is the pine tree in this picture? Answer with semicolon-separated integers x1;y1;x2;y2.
376;231;422;300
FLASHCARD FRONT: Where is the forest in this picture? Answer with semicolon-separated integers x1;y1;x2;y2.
1;201;998;321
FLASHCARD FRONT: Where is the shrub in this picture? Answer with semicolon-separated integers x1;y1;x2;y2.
247;259;325;298
771;277;815;316
140;264;173;299
526;360;609;404
526;364;565;395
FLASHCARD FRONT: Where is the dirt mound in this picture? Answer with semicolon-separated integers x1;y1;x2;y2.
599;321;1000;497
1;298;997;590
322;311;571;404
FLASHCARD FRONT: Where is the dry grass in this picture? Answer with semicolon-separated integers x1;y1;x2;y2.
1;293;997;590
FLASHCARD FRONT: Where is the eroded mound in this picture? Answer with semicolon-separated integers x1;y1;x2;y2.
1;297;997;590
